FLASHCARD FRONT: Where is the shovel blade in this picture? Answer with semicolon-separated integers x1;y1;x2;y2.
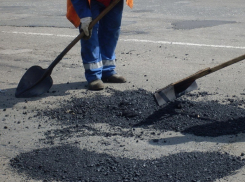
154;81;198;106
15;66;53;98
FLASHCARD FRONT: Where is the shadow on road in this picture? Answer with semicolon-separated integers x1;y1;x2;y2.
134;98;245;134
147;116;245;146
0;81;87;109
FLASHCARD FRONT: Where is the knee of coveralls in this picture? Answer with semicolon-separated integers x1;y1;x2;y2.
99;0;124;78
80;20;102;83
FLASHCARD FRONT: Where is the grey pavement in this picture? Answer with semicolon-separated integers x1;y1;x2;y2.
1;0;245;181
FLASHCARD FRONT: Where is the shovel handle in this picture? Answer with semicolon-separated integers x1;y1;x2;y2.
47;0;122;73
172;67;211;86
173;53;245;86
210;53;245;72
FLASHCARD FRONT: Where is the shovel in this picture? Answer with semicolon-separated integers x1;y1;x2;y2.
15;0;122;98
154;54;245;106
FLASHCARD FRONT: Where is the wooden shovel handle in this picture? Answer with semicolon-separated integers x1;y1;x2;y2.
173;53;245;86
173;67;211;85
210;54;245;72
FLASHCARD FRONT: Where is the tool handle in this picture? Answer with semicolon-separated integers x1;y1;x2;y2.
173;53;245;86
210;54;245;73
46;0;122;74
173;67;211;85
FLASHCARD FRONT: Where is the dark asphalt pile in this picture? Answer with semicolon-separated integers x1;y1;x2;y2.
10;145;245;182
38;88;245;138
11;88;245;181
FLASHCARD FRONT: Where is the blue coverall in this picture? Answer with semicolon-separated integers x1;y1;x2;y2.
71;0;124;83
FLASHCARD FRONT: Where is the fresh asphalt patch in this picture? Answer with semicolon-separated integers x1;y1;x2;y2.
8;88;245;181
35;88;245;141
10;144;245;182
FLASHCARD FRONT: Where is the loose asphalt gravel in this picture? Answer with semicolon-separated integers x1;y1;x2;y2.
10;145;244;182
9;88;245;181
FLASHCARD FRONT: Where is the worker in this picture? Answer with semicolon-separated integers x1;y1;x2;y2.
66;0;133;90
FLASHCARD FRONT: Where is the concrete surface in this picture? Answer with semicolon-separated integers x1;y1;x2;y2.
1;0;245;181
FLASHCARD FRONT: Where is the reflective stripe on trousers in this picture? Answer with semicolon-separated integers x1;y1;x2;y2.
83;60;116;70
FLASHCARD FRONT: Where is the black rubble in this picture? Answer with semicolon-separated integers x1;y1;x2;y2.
38;88;245;138
10;145;245;182
11;88;245;181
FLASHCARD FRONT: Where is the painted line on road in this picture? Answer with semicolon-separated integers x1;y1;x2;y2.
1;31;75;38
120;39;245;50
2;31;245;50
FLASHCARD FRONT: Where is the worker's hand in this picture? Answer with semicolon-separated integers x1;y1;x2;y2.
80;17;92;40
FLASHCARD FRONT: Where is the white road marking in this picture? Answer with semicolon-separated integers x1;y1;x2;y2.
2;31;245;50
120;39;245;50
0;49;32;55
1;31;75;38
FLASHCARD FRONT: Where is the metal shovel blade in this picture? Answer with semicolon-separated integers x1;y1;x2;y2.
15;66;53;98
154;81;198;106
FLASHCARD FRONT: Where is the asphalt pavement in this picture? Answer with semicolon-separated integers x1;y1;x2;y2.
1;0;245;181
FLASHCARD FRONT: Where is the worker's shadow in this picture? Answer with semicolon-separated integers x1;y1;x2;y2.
134;101;245;145
0;81;87;109
148;116;245;146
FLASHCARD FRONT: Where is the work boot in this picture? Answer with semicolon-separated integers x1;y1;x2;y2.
88;79;104;90
102;74;127;83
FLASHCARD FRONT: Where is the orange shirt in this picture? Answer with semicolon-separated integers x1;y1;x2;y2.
66;0;133;28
